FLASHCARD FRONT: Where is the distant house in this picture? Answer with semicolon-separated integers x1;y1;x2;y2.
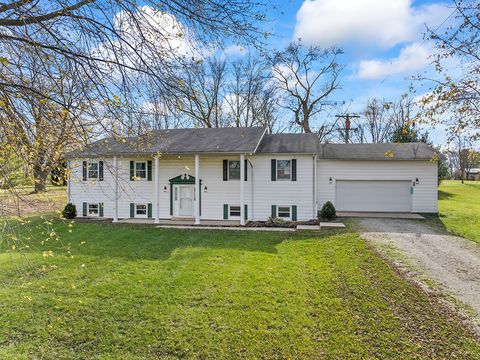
66;127;438;224
467;168;480;181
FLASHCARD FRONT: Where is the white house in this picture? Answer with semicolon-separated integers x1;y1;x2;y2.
66;127;438;224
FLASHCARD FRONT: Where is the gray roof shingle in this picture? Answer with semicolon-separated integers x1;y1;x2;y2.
256;133;319;154
67;126;436;160
68;127;267;157
318;142;436;160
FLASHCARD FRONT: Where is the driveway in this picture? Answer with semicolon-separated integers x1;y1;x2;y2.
359;218;480;322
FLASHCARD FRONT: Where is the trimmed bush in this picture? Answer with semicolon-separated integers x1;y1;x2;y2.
319;201;336;220
62;203;77;219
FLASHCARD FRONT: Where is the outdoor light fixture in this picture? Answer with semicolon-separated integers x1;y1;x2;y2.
163;186;167;192
329;177;333;184
415;178;420;184
204;186;208;193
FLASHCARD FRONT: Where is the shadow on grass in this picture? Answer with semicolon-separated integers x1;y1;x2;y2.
438;190;458;200
9;221;330;261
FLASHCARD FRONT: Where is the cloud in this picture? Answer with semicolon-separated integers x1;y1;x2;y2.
357;42;432;79
294;0;451;48
223;44;248;57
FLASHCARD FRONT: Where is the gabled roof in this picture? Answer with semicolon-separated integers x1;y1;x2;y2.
68;127;267;157
318;142;436;160
256;133;318;153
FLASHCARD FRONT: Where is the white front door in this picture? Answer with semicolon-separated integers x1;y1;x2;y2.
174;185;195;217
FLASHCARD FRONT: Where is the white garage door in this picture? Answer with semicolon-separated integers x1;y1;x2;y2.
335;180;412;212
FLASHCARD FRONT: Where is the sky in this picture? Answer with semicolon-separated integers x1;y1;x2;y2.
251;0;457;145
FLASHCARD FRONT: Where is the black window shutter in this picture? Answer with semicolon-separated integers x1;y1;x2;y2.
223;204;228;219
271;159;276;181
82;161;87;181
244;204;248;221
223;160;228;181
292;205;297;221
130;203;135;218
147;160;152;181
271;205;276;218
244;159;248;181
99;203;104;217
99;161;104;181
130;161;134;181
292;159;297;181
83;202;87;216
147;203;152;218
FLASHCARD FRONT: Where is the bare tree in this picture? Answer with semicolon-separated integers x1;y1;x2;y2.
174;57;227;128
269;41;344;135
363;99;394;143
224;56;278;129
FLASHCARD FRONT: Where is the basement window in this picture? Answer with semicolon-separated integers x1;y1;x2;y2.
136;204;147;218
277;206;291;219
88;203;99;216
229;205;241;217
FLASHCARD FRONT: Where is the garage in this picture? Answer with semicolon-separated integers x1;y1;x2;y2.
335;180;412;212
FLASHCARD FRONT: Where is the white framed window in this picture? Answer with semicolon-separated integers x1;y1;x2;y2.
277;206;291;219
276;160;291;180
88;203;99;216
88;162;99;179
228;160;240;180
135;161;147;179
229;205;241;218
135;204;147;218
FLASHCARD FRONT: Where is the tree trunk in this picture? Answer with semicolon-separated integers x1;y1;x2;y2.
33;164;48;193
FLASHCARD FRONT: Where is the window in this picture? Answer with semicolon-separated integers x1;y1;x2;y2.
88;203;99;216
277;160;291;180
277;206;291;219
88;162;98;179
228;160;240;180
136;204;147;217
229;205;241;217
135;161;147;179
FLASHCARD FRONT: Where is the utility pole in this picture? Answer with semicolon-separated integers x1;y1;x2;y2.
336;114;360;144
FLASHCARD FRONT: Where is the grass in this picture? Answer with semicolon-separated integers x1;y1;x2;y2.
437;180;480;244
1;185;66;216
0;220;479;358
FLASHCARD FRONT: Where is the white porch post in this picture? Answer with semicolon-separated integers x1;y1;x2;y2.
195;154;200;225
240;153;245;225
67;160;71;204
113;156;118;223
154;156;160;224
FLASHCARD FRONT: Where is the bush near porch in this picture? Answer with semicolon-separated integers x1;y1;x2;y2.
0;220;478;358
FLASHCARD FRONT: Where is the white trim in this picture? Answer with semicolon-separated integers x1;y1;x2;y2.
87;203;99;217
195;154;200;224
133;160;147;180
229;205;241;219
154;156;160;223
113;156;118;222
67;160;71;203
252;127;268;154
240;154;245;225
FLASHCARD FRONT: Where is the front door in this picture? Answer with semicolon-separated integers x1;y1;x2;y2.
174;185;194;217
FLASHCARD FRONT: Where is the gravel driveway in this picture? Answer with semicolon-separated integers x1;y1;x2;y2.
359;218;480;321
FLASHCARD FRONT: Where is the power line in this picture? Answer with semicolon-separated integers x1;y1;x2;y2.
335;113;360;144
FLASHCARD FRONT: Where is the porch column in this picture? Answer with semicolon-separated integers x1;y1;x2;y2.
240;153;245;225
154;155;160;224
113;156;118;223
195;154;200;225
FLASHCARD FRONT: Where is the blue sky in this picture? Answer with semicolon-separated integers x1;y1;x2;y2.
256;0;455;144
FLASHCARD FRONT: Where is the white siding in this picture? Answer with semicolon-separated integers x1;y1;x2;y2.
70;155;254;220
316;160;438;213
250;154;315;221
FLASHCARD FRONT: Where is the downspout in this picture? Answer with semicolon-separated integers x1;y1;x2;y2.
113;156;118;222
248;158;254;221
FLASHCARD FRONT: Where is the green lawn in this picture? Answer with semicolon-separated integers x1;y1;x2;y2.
438;180;480;244
1;221;478;358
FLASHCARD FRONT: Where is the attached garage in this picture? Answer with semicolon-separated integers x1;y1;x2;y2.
335;180;412;212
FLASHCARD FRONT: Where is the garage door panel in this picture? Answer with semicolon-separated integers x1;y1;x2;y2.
335;180;411;212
